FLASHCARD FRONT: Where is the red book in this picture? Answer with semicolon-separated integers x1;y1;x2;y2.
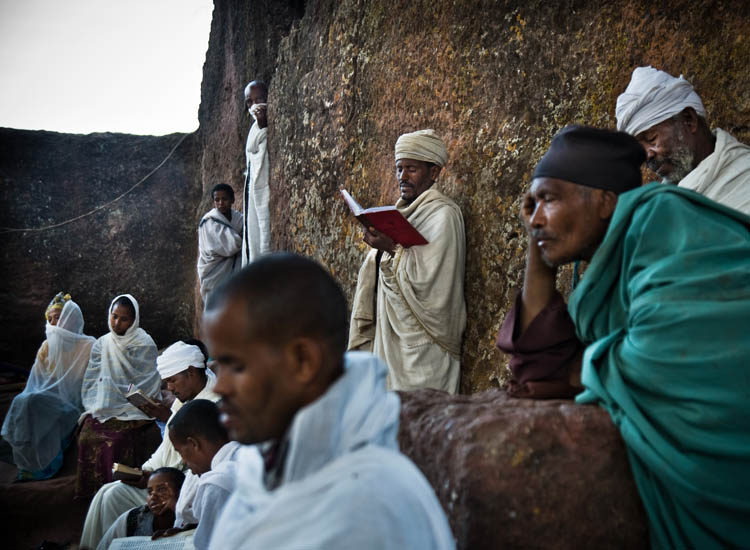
340;189;429;248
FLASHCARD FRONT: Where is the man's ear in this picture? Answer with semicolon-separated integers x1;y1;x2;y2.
598;190;618;220
285;337;324;385
186;435;201;451
680;107;699;135
429;164;442;182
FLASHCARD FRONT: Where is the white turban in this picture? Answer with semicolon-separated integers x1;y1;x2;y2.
616;66;706;136
157;341;205;379
395;129;448;167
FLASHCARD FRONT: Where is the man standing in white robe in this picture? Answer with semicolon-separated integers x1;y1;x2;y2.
79;341;219;550
197;184;243;305
616;66;750;214
241;80;271;265
348;129;466;394
203;254;455;549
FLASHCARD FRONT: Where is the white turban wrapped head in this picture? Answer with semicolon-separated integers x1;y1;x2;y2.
616;66;706;136
157;341;206;379
395;129;448;167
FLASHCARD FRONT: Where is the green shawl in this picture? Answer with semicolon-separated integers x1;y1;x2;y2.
571;183;750;549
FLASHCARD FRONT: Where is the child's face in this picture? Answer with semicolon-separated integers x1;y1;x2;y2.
146;473;178;516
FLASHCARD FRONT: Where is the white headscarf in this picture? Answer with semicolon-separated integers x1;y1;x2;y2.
81;294;160;422
395;129;449;167
157;341;206;379
616;66;707;136
2;300;95;471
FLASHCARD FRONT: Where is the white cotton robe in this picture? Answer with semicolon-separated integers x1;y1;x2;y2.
2;301;94;472
197;208;243;303
79;376;219;550
208;352;455;550
241;120;271;266
348;188;466;394
677;128;750;214
191;441;242;550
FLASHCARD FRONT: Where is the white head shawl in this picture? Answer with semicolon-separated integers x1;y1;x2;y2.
395;129;449;167
616;66;707;136
157;341;206;379
1;300;95;471
81;294;161;422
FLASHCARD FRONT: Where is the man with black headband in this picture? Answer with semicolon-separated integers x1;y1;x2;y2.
497;125;750;548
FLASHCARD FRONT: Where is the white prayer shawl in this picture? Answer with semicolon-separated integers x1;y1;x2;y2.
2;301;95;471
81;294;160;422
349;188;466;394
191;441;242;550
208;352;455;550
197;208;243;301
676;129;750;214
241;121;271;266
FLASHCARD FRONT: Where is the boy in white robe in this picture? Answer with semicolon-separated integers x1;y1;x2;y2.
203;253;455;549
79;340;219;550
197;183;244;304
154;399;244;550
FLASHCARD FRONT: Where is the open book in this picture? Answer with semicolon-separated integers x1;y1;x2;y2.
340;189;428;248
112;462;143;482
125;384;158;409
109;532;195;550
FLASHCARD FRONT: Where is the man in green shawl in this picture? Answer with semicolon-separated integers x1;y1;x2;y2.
499;125;750;548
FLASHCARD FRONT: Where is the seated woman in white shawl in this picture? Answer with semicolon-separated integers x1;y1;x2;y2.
1;293;95;480
76;294;161;498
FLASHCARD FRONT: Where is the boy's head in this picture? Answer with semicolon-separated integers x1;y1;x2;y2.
168;399;229;475
211;184;235;217
146;467;184;517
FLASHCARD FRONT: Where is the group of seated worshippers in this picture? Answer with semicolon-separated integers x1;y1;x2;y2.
4;64;748;549
79;339;219;549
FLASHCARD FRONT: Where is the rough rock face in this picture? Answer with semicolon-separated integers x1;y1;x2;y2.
398;390;649;549
242;0;748;392
0;128;201;365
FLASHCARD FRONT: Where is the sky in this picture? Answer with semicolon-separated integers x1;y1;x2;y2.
0;0;213;135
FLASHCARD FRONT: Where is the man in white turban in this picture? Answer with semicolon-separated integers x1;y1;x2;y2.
616;66;750;214
79;340;219;550
348;129;467;394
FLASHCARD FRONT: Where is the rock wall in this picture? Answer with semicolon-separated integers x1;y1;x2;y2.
250;0;749;392
0;128;201;365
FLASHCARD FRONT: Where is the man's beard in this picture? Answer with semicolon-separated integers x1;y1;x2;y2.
648;144;695;184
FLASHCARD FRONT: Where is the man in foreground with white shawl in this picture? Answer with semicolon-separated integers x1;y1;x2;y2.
241;80;271;265
348;129;466;394
204;253;455;549
79;340;219;550
2;293;94;480
616;65;750;214
197;183;243;305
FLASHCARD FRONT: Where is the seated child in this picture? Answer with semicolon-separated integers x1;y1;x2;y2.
155;399;245;550
96;467;185;550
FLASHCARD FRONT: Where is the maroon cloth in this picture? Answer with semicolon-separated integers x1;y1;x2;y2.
496;292;583;399
74;415;160;498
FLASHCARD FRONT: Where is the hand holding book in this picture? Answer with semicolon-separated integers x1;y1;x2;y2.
341;189;428;248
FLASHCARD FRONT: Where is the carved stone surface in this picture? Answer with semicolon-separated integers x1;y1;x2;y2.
0;128;201;365
398;389;649;549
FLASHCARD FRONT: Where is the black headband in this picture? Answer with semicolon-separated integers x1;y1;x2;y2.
533;125;646;194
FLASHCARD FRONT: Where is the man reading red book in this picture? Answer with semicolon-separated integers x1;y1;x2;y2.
348;129;466;394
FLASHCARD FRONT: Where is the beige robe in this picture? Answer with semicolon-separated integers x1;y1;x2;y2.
348;188;466;394
678;128;750;214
